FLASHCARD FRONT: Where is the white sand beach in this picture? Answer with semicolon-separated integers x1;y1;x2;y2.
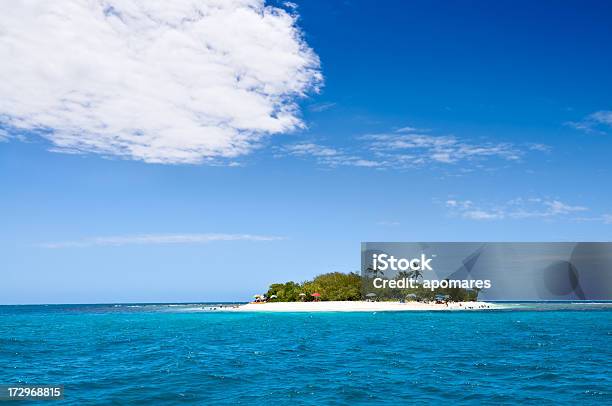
233;301;499;312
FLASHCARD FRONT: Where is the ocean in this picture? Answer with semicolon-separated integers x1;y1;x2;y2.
1;303;610;404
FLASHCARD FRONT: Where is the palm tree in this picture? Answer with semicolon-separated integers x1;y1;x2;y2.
365;266;383;279
407;268;424;283
396;270;410;280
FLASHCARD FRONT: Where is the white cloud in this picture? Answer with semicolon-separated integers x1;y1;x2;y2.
565;110;612;134
395;126;421;133
445;197;588;221
544;200;588;216
278;126;543;170
279;142;382;167
527;143;552;153
40;233;285;248
462;210;504;220
283;143;339;157
0;0;321;164
591;111;612;125
445;200;504;220
364;132;522;164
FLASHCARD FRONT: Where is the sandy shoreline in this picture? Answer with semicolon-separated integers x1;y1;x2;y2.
232;301;498;312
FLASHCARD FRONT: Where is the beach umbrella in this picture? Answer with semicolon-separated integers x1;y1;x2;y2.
435;294;446;301
299;293;306;296
366;293;377;297
311;293;321;297
270;295;278;299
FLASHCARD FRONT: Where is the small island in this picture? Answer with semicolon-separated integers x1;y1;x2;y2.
235;272;497;312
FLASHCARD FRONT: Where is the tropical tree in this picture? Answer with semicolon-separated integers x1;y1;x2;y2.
365;266;383;279
407;268;424;282
266;281;302;301
267;272;362;302
396;270;410;280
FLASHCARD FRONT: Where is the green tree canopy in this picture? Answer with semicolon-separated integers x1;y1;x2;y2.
266;272;362;302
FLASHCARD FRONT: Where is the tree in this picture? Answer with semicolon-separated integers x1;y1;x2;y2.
266;281;302;301
407;269;424;282
266;272;362;302
365;266;383;279
396;270;410;280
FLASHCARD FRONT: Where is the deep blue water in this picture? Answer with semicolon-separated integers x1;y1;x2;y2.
1;304;611;405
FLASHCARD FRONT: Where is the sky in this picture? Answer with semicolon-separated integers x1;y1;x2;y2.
1;0;611;304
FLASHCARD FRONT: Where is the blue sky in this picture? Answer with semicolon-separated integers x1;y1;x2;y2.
1;0;611;304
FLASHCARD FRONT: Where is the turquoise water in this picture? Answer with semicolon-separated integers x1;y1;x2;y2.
1;304;611;405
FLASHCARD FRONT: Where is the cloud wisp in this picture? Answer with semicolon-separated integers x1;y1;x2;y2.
0;128;9;142
278;127;546;170
0;0;321;164
278;143;381;167
40;233;285;248
362;132;522;164
445;198;588;221
309;102;337;113
565;110;612;134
